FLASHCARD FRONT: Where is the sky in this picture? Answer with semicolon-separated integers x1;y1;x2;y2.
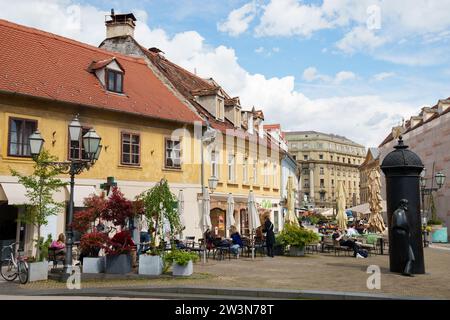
1;0;449;147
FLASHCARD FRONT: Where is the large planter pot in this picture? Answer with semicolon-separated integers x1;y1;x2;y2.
273;245;285;256
28;261;49;282
289;246;305;257
138;255;163;276
82;257;105;274
105;254;132;274
172;260;193;277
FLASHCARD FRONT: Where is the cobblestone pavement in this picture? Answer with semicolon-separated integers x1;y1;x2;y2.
1;247;449;299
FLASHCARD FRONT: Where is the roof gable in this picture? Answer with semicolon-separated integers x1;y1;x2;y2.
0;19;201;125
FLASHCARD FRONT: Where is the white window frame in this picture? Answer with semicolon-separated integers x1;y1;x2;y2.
211;149;220;179
243;157;248;184
252;159;258;184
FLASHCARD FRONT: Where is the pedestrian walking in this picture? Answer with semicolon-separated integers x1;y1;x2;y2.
263;216;275;257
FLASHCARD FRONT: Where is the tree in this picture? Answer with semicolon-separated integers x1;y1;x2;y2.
10;149;67;261
137;179;182;249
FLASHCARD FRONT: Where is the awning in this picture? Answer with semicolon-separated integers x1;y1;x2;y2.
66;185;97;207
0;183;31;205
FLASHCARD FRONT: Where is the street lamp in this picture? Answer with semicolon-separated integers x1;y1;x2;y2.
208;176;218;193
420;166;446;222
29;115;101;273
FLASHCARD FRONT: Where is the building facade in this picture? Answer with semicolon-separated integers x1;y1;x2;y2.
359;148;380;204
285;131;365;209
379;98;450;236
0;18;205;255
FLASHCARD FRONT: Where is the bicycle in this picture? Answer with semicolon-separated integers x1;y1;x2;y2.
0;242;29;284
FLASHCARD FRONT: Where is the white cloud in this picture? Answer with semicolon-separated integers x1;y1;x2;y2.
0;0;419;147
373;72;396;81
255;0;331;37
336;26;386;54
302;67;356;84
217;2;256;37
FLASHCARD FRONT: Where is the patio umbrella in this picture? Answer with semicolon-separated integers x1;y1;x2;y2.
202;187;212;231
177;189;186;237
367;169;386;233
285;176;299;226
201;187;211;264
336;181;348;230
248;190;261;260
226;193;235;232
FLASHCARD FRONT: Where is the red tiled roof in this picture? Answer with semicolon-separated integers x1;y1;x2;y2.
0;19;202;124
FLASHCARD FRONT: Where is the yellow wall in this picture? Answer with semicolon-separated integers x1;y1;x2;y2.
0;94;200;184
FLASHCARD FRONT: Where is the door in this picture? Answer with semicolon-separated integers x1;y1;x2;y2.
210;208;226;238
0;204;18;259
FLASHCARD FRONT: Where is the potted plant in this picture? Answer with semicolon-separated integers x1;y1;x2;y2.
277;224;320;257
137;179;183;276
273;236;285;256
11;149;67;282
164;249;199;276
79;232;108;273
105;230;134;274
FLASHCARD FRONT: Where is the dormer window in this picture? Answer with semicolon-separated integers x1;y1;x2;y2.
89;57;125;94
106;69;123;93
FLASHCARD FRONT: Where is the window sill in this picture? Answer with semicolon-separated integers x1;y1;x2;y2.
227;181;239;186
162;167;183;173
2;156;34;163
118;164;142;170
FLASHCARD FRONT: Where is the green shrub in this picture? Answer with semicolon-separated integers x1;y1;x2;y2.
427;218;443;226
276;224;320;248
164;250;199;267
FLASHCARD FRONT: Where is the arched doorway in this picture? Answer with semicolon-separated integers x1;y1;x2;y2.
210;208;226;238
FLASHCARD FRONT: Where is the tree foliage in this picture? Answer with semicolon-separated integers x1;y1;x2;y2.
137;179;182;249
10;149;67;261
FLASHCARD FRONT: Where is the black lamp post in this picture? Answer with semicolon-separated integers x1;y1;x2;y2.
420;167;446;223
29;115;101;273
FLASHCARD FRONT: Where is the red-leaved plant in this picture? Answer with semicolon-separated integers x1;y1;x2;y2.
105;230;135;256
101;187;136;228
80;232;109;257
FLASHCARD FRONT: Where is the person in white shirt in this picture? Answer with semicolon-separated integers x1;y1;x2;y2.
346;225;359;238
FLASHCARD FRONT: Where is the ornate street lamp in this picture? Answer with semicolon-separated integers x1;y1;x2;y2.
208;176;219;193
29;115;101;273
29;130;45;158
435;172;446;189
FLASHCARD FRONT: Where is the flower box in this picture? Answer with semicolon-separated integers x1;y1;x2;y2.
138;255;163;276
82;257;105;274
172;260;193;277
289;246;305;257
28;261;49;282
105;254;132;274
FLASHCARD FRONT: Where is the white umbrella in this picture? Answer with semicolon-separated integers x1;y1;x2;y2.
200;187;212;264
177;190;185;238
336;181;348;230
202;187;211;231
248;190;261;260
226;193;235;231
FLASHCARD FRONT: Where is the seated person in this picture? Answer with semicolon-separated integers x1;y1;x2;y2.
204;229;215;250
230;227;243;256
332;229;362;257
346;224;359;238
50;233;66;255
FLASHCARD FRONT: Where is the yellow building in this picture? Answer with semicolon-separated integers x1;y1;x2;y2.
100;12;282;238
0;15;283;256
285;131;365;209
0;18;204;255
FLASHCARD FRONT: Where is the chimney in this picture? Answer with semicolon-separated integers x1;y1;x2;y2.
105;9;137;39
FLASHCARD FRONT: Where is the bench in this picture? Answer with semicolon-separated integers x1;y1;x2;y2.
48;248;65;269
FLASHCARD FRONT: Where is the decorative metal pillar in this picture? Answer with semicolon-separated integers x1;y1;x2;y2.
381;136;425;274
